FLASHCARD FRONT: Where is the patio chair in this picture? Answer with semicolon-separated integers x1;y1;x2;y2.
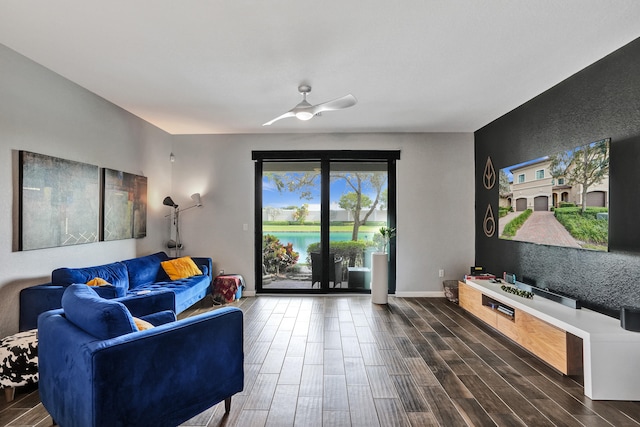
310;252;343;288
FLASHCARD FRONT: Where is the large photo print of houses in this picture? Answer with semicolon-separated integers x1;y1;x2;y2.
499;138;610;251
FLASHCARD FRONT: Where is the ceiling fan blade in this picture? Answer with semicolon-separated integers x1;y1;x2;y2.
311;94;357;114
262;111;295;126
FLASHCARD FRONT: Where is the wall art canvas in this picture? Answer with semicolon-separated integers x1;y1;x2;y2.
19;151;100;250
102;168;147;240
498;138;610;251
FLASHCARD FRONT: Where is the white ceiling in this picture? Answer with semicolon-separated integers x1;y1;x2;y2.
1;1;640;135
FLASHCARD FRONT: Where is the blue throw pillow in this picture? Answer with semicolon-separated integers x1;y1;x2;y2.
121;252;169;288
61;284;137;340
52;262;129;297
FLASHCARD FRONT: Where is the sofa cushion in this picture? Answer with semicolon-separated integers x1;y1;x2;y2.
161;256;203;280
52;262;129;297
121;252;170;289
61;284;137;340
128;274;211;314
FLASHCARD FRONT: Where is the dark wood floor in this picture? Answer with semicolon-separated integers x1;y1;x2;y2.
2;296;639;426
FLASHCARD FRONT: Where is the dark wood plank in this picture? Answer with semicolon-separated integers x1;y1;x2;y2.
347;385;380;427
419;386;469;426
294;396;322;427
265;384;299;427
344;357;369;386
389;375;430;412
453;397;497;426
457;375;512;415
9;296;640;427
373;398;411;427
323;375;349;411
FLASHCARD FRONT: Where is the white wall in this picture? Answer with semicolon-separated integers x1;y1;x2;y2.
0;44;173;335
0;42;475;336
171;133;475;297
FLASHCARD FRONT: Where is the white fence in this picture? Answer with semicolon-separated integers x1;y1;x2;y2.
263;207;388;223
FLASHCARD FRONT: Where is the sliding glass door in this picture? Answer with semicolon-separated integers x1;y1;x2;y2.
261;161;322;290
329;162;388;291
254;151;398;294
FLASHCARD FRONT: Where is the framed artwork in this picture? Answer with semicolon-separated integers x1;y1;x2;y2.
19;151;100;250
498;138;609;251
102;169;147;240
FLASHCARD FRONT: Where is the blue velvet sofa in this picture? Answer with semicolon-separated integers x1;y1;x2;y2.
20;252;212;331
38;284;244;427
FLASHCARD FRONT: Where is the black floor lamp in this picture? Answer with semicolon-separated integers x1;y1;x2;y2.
163;193;202;257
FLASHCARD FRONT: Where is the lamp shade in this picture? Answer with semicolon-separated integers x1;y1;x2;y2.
191;193;202;207
163;196;178;208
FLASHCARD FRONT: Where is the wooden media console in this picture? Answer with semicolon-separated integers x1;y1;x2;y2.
459;279;640;400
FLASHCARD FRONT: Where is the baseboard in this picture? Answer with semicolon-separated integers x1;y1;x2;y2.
394;291;445;298
243;290;444;298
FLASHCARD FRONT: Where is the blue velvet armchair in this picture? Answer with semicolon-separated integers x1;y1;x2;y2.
38;285;244;427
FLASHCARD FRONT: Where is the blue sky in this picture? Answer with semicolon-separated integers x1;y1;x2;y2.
500;156;548;181
262;175;384;208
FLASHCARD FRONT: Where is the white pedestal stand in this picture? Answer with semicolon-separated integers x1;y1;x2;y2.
370;252;388;304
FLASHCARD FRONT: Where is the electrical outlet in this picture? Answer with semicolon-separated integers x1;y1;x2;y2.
438;269;445;278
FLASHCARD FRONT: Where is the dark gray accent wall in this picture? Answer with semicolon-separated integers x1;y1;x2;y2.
474;37;640;317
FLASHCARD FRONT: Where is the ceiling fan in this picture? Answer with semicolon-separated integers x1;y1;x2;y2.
262;85;357;126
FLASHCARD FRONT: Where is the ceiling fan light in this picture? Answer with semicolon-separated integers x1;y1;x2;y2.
295;111;314;121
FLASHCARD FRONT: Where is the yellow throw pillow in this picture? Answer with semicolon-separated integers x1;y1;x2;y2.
86;277;110;287
133;317;155;331
161;256;203;280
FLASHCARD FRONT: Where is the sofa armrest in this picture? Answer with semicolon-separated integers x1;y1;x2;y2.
191;257;213;280
20;283;129;331
20;284;65;331
38;307;243;427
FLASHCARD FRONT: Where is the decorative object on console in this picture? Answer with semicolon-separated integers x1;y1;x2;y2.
464;273;495;281
163;193;203;256
470;266;486;275
517;282;581;309
503;272;516;284
500;284;534;299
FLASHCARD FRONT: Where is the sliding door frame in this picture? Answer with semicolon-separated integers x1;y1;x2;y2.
253;150;400;294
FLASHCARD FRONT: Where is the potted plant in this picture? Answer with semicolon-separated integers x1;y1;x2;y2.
377;226;396;253
371;226;395;304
